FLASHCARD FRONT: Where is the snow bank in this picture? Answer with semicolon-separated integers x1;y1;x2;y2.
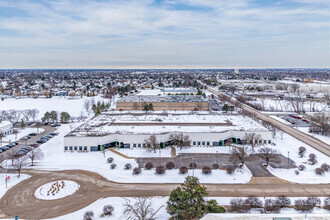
0;173;30;199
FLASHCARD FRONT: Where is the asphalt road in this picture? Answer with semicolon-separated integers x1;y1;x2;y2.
206;86;330;157
0;169;329;219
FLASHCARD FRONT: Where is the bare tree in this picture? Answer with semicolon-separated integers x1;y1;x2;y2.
8;150;17;166
14;156;28;177
21;110;30;123
287;84;305;113
27;148;44;166
13;110;22;123
230;146;250;166
143;135;159;153
244;133;262;151
168;133;191;150
309;112;329;135
30;109;39;122
83;99;92;115
122;197;163;220
258;147;280;166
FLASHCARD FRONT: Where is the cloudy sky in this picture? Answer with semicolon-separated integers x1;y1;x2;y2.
0;0;329;69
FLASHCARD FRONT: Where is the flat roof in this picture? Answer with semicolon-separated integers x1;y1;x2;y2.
117;95;207;103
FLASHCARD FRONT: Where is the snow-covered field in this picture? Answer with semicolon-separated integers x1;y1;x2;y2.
0;96;108;120
263;132;330;184
35;180;80;200
54;196;330;220
0;173;30;199
1;127;44;144
3;123;251;184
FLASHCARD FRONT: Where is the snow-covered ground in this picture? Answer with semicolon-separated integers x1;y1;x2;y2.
0;173;30;199
263;132;330;184
0;96;108;120
54;196;330;220
1;127;44;144
35;180;80;200
1;123;251;184
297;127;330;144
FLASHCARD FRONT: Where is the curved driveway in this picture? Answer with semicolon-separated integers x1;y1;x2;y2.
0;169;329;219
207;87;330;156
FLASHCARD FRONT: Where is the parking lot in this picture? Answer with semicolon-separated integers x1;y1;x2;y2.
278;114;310;127
0;125;56;163
209;99;223;111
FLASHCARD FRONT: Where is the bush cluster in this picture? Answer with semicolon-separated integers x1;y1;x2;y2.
298;146;306;158
226;167;235;175
298;165;306;171
315;168;325;175
321;163;329;172
144;162;153;170
166;161;175;170
103;205;114;216
133;167;142;175
308;153;317;165
155;165;166;174
230;198;250;213
202;166;212;174
110;164;117;169
83;211;94;220
294;197;320;212
212;163;220;169
124;163;132;170
264;199;281;213
179;166;188;174
107;157;114;163
324;197;330;210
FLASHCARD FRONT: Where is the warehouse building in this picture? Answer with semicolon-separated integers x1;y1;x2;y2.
116;95;209;111
64;113;272;152
0;121;13;136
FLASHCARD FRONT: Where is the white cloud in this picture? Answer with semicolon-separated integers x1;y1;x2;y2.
0;0;328;68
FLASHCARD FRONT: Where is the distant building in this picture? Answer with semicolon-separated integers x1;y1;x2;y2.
116;95;209;111
163;88;198;95
0;121;13;136
234;69;239;74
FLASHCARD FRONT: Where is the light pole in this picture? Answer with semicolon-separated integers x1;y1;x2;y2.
287;151;290;169
216;151;219;165
5;161;8;188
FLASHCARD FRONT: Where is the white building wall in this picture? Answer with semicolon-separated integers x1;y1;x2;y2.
64;130;272;152
0;121;13;135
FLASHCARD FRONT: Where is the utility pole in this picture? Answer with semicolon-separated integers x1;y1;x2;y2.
5;161;8;188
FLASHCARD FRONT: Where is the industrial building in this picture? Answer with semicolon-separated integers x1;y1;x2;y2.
0;121;13;136
64;113;272;152
116;95;209;111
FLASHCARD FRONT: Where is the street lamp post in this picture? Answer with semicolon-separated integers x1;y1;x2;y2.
216;151;219;165
287;151;290;169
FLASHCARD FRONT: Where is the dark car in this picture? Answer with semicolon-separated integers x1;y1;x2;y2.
29;144;39;148
28;133;37;136
8;142;16;147
40;137;49;140
50;132;59;136
37;139;47;144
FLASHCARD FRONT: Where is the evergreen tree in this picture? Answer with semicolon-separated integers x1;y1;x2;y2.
60;112;71;123
222;104;229;112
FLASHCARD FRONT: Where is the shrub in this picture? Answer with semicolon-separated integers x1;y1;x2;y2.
179;166;188;174
324;197;330;210
107;157;114;163
110;164;117;169
144;162;153;170
212;163;219;169
133;167;142;175
166;161;175;170
245;196;263;208
321;163;329;172
264;199;281;213
276;196;291;208
295;199;314;211
124;163;132;170
155;165;166;174
230;198;250;213
103;205;114;216
307;197;321;207
295;170;299;175
189;162;197;169
226;167;235;175
83;211;94;220
298;165;306;171
298;146;306;158
202;166;212;174
308;154;317;165
207;199;226;213
315;168;325;175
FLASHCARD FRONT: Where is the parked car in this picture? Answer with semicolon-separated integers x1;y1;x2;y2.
28;133;37;136
29;144;39;148
50;132;59;136
37;139;47;144
8;142;16;147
